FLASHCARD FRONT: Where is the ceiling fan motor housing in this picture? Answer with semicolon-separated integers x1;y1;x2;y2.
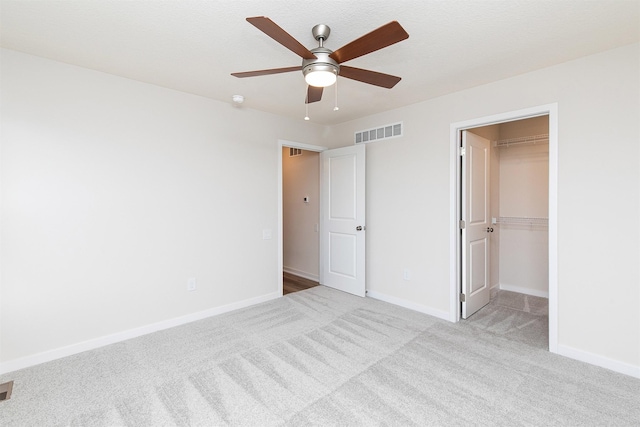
302;47;340;80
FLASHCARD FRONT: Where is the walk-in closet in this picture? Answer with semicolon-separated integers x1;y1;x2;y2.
465;116;550;347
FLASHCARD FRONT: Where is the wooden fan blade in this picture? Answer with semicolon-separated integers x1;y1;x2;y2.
329;21;409;64
231;66;300;78
247;16;317;60
306;86;323;103
339;66;402;89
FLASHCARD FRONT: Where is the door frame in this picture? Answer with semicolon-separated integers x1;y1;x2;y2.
449;104;558;353
277;139;328;295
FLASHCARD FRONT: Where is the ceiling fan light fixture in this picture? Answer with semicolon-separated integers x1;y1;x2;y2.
305;70;336;87
303;64;338;87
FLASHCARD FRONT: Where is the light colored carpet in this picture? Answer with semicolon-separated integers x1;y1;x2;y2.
1;286;638;426
466;290;549;349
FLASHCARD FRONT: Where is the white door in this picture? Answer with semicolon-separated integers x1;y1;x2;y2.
320;145;366;297
461;131;491;318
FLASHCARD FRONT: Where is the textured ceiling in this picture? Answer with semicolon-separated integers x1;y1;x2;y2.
1;0;638;125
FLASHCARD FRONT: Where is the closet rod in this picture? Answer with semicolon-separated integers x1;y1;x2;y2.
495;133;549;148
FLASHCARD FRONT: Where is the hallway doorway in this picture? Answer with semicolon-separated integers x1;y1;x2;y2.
277;140;327;295
283;271;319;295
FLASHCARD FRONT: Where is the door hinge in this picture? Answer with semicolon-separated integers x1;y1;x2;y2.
460;293;466;302
459;147;466;156
459;220;466;229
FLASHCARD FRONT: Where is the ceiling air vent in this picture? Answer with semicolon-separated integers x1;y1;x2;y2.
355;122;403;144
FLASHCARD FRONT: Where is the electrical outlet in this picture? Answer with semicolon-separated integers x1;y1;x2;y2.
262;229;272;240
187;277;197;292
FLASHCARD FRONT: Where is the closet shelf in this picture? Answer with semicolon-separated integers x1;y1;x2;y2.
498;216;548;226
495;133;549;148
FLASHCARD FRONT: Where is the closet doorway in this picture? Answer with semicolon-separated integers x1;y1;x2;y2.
463;117;550;347
450;104;558;353
467;115;550;305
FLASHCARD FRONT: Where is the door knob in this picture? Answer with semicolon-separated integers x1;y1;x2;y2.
356;226;364;231
486;227;494;232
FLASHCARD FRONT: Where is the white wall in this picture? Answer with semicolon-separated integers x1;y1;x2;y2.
498;143;549;297
328;43;640;373
282;148;320;280
0;49;326;367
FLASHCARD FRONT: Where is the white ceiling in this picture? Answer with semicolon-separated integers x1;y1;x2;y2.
1;0;638;125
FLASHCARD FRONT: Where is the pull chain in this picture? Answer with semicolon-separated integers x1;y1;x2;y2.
334;78;339;111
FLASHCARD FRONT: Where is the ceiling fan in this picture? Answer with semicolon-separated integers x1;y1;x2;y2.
231;16;409;105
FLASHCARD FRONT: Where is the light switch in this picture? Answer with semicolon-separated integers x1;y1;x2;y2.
262;229;272;240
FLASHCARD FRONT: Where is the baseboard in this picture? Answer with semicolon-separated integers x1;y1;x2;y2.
556;344;640;379
500;283;549;298
0;291;281;375
283;267;319;282
366;290;450;321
